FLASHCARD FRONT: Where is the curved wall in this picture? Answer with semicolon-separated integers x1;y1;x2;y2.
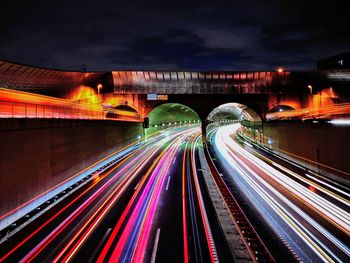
0;119;143;225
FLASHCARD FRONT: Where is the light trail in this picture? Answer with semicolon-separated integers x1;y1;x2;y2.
97;128;199;262
182;139;190;263
20;139;163;262
0;133;155;230
0;88;140;121
54;129;195;262
191;135;218;262
0;127;187;262
212;124;350;262
1;125;221;263
266;102;350;121
0;146;141;263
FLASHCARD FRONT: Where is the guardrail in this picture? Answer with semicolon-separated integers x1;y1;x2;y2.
0;88;141;122
203;145;275;263
0;99;107;120
266;103;350;121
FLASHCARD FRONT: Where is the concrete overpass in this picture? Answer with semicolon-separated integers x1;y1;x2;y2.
2;59;349;122
1;59;350;244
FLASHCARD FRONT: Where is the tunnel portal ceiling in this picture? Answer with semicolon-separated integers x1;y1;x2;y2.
206;103;261;123
148;103;200;125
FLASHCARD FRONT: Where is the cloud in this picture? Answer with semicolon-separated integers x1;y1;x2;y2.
0;0;349;71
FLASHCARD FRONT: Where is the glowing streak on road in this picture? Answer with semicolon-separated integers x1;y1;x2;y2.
0;137;144;223
21;143;161;263
0;145;141;263
57;129;194;262
191;135;218;262
55;146;162;262
1;126;218;262
182;140;190;263
213;124;350;262
96;128;199;263
0;128;177;262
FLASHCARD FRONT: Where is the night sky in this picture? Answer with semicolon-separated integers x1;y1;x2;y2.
1;0;349;71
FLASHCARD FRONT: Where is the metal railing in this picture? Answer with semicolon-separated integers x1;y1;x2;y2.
0;88;141;122
0;100;106;120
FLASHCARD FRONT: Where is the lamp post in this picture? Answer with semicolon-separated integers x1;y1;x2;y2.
307;85;313;94
308;85;314;117
97;83;103;95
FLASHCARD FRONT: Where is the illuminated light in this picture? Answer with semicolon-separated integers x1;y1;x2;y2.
97;83;103;94
162;123;165;126
21;143;160;262
59;131;184;262
182;141;190;263
328;119;350;125
213;124;350;258
154;124;157;127
6;133;174;262
268;138;272;145
136;135;141;140
190;135;218;262
0;134;145;230
279;108;283;112
308;85;313;94
277;67;284;73
101;129;199;262
308;185;317;193
327;72;350;81
244;141;253;148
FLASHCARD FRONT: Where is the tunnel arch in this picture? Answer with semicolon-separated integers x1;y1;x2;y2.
147;103;201;129
268;104;295;113
206;103;262;123
205;103;262;137
114;104;139;113
105;104;140;119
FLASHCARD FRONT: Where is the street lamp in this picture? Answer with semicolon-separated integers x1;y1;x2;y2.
97;83;103;94
307;85;313;94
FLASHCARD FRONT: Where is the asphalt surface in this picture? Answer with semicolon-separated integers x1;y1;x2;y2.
0;126;232;263
208;124;350;263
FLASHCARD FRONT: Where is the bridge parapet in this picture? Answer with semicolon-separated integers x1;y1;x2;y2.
112;70;291;94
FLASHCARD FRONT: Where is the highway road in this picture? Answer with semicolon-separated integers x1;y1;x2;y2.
208;124;350;263
0;125;231;263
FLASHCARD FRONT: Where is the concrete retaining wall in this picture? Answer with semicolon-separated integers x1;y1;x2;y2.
0;119;143;218
243;121;350;183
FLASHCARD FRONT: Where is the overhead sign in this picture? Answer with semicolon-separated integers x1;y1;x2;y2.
147;94;168;100
147;93;158;100
157;94;168;100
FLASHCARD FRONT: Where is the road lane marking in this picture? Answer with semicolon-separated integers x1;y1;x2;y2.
150;228;161;263
87;228;111;263
165;176;171;191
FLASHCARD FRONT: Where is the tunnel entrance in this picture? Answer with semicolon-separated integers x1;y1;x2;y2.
114;104;139;113
105;104;140;119
146;103;201;134
205;103;262;139
268;104;295;113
